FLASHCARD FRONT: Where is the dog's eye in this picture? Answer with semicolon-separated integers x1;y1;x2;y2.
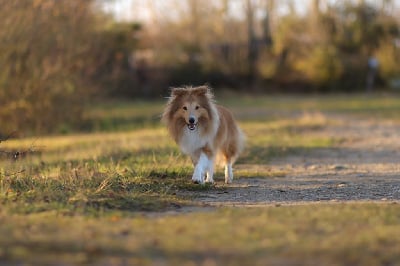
183;106;187;111
195;106;200;110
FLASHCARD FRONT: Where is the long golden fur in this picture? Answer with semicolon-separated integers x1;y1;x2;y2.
162;85;244;184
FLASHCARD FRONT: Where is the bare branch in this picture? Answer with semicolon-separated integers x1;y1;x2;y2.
4;169;26;177
0;131;16;144
0;133;44;161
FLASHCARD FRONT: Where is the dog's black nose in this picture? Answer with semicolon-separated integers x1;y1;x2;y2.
189;117;195;124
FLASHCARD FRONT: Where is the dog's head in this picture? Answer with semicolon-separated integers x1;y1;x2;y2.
163;86;214;131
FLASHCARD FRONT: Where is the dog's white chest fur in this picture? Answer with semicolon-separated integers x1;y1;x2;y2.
179;127;207;155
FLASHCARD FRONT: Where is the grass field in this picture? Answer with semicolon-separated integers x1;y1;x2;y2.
1;93;400;265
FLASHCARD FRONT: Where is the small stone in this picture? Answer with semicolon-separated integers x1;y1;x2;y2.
308;164;319;170
331;164;348;171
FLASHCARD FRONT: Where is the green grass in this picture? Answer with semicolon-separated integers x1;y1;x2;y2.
78;93;400;133
1;93;400;265
81;100;164;132
0;112;333;215
1;204;399;265
222;92;400;116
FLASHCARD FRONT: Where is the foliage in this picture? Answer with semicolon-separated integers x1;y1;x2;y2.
0;0;102;135
376;41;400;79
294;45;343;89
1;1;400;134
93;22;141;98
131;1;400;92
0;1;145;135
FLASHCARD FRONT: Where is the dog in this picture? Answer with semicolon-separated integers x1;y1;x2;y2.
162;85;244;184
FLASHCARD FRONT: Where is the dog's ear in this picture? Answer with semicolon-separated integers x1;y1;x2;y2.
170;87;186;97
192;85;210;96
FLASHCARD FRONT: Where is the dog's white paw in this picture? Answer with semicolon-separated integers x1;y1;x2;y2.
205;169;214;184
205;177;214;184
192;174;204;184
224;177;233;184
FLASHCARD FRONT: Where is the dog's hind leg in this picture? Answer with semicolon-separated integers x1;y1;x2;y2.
224;161;233;184
222;151;234;184
205;157;215;183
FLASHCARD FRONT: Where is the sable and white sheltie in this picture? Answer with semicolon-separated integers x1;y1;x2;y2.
162;85;245;184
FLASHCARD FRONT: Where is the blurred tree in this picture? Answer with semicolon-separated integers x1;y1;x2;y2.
0;0;103;135
6;0;394;107
293;0;343;90
246;0;258;86
376;29;400;81
94;22;141;97
140;0;250;88
102;0;399;92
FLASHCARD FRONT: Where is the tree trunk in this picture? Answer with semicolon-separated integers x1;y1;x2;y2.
246;0;258;88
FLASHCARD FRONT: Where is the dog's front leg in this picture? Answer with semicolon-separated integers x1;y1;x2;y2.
192;152;208;184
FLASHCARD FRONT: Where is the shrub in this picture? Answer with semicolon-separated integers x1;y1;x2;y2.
294;45;343;90
0;1;101;135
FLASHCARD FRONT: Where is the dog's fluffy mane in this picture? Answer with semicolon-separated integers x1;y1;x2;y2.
161;85;219;143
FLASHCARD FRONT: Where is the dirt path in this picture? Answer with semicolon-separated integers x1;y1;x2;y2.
193;114;400;205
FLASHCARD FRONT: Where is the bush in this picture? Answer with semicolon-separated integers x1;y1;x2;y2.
294;45;343;90
0;1;101;135
376;42;400;80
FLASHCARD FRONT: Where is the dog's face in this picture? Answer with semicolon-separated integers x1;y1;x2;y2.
180;99;209;131
170;87;211;131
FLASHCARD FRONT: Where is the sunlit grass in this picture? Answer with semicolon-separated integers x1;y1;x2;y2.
221;93;400;121
1;94;400;264
2;94;400;215
77;93;400;133
0;110;336;215
82;100;164;132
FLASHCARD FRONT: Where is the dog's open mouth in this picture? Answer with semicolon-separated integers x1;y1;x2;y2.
187;123;197;131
